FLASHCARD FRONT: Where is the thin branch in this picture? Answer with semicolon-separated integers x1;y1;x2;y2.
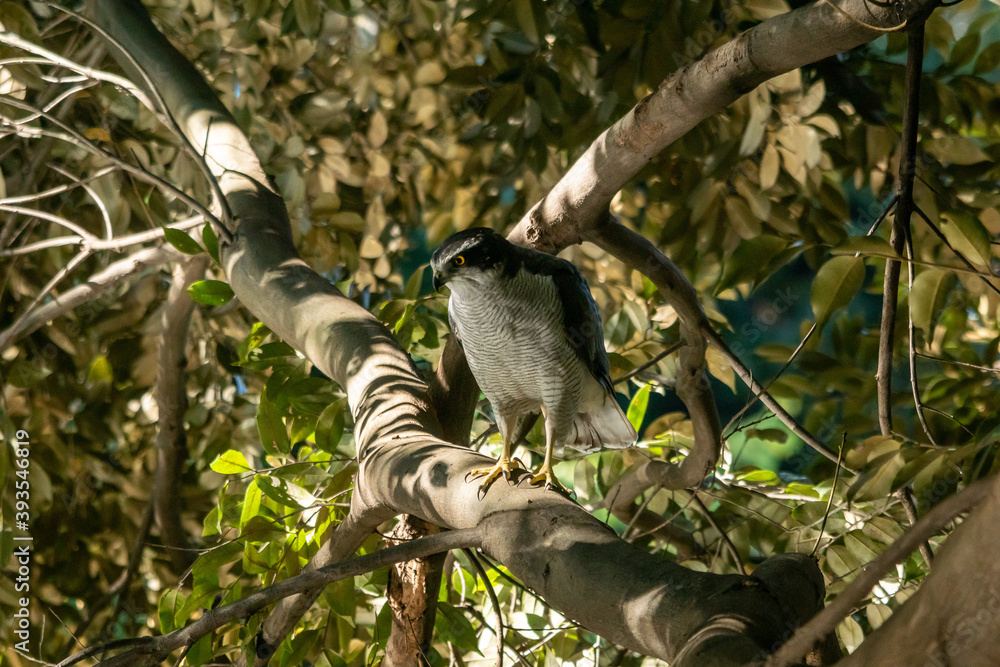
865;195;898;237
692;494;745;576
57;5;237;237
0;204;95;240
705;329;842;465
767;476;995;667
724;323;817;438
0;30;153;106
877;23;924;435
49;163;113;239
154;255;208;572
614;341;683;385
75;526;484;667
0;165;118;206
589;219;721;490
0;97;222;228
0;215;204;258
914;352;1000;375
0;244;181;352
912;205;1000;297
463;548;505;667
811;434;846;558
903;224;939;446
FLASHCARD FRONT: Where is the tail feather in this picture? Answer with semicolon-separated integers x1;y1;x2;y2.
566;395;637;453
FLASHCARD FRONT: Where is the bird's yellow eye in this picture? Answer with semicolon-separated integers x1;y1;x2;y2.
454;255;465;266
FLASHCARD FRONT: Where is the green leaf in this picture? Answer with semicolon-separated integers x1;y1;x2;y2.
238;322;271;363
314;399;347;453
949;31;979;69
187;633;213;667
257;476;313;508
745;428;788;444
844;531;880;564
847;451;905;502
716;235;788;293
405;265;427;299
158;590;185;633
626;384;652;434
863;516;904;545
811;255;865;328
240;477;262;528
86;355;113;386
202;224;220;264
163;227;204;255
837;616;864;654
866;603;892;631
737;469;781;485
939;211;991;267
974;40;1000;74
909;269;956;332
188;280;234;306
257;388;290;456
210;450;253;475
435;602;480;653
294;0;321;37
824;545;860;578
925;136;989;165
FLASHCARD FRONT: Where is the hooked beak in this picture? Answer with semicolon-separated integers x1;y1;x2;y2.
432;270;445;291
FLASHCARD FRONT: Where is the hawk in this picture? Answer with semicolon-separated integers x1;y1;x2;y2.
431;227;636;492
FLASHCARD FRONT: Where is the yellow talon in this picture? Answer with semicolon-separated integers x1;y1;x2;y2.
467;456;525;491
528;464;570;494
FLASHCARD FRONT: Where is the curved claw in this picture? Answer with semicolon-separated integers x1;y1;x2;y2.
528;465;572;496
466;456;525;496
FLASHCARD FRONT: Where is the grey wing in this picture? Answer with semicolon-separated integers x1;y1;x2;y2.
521;251;614;394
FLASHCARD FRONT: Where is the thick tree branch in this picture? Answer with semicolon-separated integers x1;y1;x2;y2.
153;254;208;572
384;516;447;667
506;0;931;252
767;475;996;667
588;219;721;489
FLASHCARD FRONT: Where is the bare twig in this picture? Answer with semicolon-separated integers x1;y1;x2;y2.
724;323;817;438
811;434;846;558
615;341;683;385
63;525;484;667
0;244;181;352
903;224;939;446
463;548;506;667
706;329;842;465
692;494;745;576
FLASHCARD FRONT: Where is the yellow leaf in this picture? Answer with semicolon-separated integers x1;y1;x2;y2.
85;127;112;142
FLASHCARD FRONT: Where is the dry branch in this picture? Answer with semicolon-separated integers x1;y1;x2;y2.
0;244;181;352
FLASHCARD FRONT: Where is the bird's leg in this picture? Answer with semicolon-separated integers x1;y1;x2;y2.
466;413;524;491
529;416;570;494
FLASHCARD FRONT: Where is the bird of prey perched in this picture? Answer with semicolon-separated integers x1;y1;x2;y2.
431;227;636;492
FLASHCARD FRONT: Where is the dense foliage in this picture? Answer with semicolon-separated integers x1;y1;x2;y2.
1;0;999;665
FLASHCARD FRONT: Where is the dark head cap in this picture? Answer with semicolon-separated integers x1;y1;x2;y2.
430;227;512;290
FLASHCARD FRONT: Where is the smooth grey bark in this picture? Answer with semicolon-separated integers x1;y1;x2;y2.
153;254;208;572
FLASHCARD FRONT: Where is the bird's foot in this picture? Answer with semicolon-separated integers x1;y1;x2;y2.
528;465;571;495
466;456;525;494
